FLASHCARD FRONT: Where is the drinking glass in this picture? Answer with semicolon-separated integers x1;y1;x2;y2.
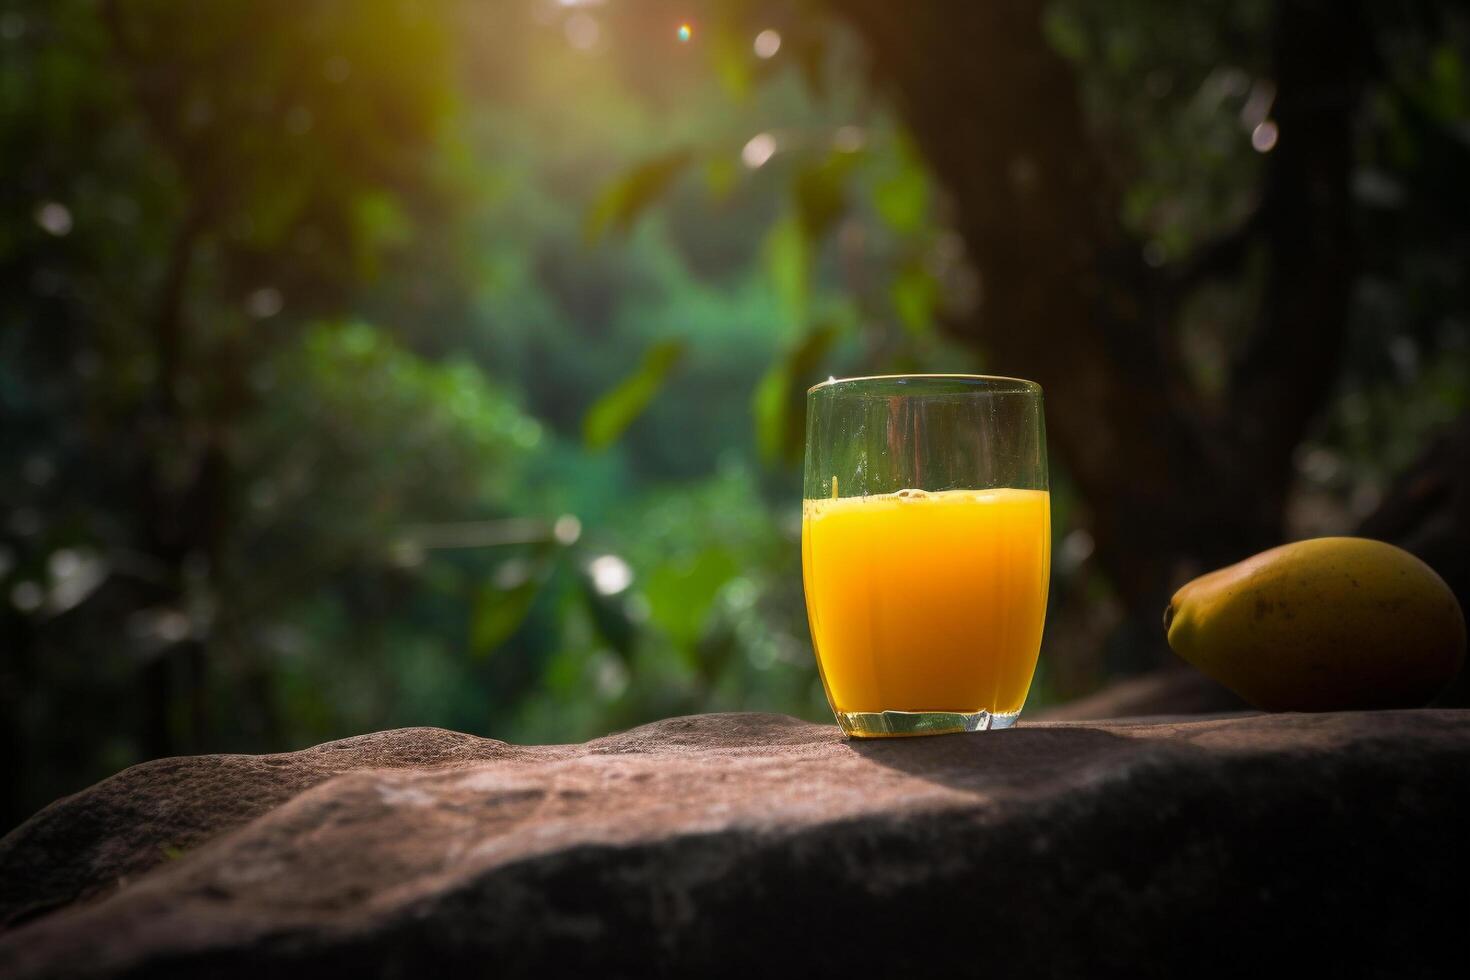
802;375;1050;737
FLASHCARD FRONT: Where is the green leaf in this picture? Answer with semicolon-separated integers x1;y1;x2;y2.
704;156;739;202
350;192;414;282
582;339;687;450
764;215;809;326
643;547;739;650
753;322;839;464
1427;43;1468;119
794;150;860;241
578;573;638;661
471;577;542;657
584;149;693;243
891;262;939;336
693;618;739;683
875;136;930;235
1041;5;1088;62
712;28;752;101
764;151;862;329
470;542;558;658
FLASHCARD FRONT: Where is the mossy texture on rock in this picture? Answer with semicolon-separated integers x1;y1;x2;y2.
2;712;1468;978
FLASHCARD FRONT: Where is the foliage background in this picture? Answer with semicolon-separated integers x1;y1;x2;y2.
3;0;1468;830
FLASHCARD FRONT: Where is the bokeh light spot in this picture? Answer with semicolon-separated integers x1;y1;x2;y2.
11;581;43;614
1251;120;1279;153
553;514;582;545
493;558;531;590
35;202;72;236
677;23;693;43
587;554;633;595
753;29;781;59
741;132;776;169
1058;529;1096;571
592;653;629;699
246;287;284;319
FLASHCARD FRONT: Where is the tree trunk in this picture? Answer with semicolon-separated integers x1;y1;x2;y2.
836;0;1371;667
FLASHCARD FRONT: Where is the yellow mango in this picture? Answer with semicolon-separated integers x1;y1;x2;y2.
1165;537;1465;711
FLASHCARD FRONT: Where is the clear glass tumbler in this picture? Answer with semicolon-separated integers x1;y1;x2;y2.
802;375;1051;737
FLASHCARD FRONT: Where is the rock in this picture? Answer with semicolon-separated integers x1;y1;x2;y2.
1;711;1467;978
1037;666;1247;720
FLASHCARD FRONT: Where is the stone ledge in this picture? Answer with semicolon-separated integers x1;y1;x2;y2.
2;710;1466;977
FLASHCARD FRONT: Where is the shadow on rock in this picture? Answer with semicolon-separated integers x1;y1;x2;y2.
842;724;1151;795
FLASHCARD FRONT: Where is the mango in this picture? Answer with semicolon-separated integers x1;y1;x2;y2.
1165;537;1465;711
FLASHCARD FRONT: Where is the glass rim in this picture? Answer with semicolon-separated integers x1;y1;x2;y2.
807;373;1042;395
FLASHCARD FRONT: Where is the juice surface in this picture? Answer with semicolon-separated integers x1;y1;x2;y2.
802;488;1050;715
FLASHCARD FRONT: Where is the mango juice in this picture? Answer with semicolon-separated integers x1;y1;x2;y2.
802;488;1050;717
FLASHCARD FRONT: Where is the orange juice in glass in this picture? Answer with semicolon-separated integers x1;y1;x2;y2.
802;376;1050;736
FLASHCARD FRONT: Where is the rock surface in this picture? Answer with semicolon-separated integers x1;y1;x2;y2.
1;711;1467;978
1037;665;1247;720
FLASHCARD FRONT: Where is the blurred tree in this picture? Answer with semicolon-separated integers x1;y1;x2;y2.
1;0;865;826
829;1;1324;656
591;0;1468;682
3;0;1467;832
0;0;476;822
822;0;1470;669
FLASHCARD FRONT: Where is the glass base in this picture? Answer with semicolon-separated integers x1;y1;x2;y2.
834;708;1021;738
